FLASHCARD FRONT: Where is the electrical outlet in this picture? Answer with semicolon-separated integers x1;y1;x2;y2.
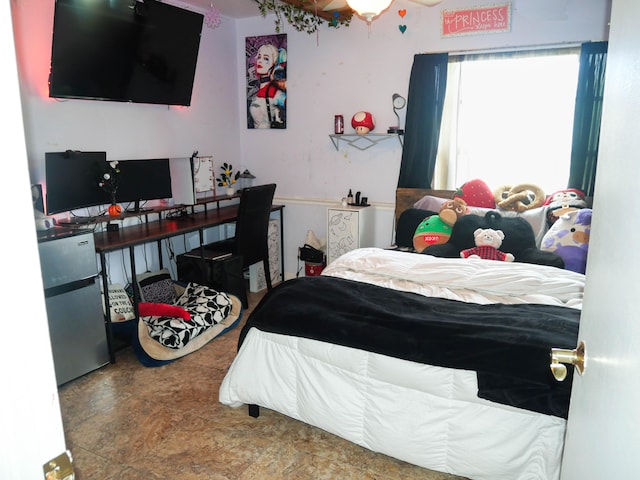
43;450;75;480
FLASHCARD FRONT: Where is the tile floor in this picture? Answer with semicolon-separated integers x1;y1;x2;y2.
59;290;466;479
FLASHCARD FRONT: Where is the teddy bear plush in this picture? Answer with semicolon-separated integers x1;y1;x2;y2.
460;227;515;262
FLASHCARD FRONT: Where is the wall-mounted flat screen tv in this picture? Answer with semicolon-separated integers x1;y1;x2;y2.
45;151;110;215
48;0;203;106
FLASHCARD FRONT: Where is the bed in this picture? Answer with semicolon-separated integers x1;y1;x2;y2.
219;189;584;480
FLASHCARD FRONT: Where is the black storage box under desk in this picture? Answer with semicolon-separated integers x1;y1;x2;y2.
177;249;247;308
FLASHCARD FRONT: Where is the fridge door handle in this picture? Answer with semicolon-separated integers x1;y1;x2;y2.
44;276;97;298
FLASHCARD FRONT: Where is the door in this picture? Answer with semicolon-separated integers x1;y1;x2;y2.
2;2;68;477
560;0;640;477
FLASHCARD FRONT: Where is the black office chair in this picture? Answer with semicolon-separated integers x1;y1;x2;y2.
201;183;277;307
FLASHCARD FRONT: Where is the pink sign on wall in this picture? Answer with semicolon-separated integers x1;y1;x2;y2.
441;3;511;37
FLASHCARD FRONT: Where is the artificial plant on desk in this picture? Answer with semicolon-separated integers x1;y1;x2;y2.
217;162;240;196
98;161;122;219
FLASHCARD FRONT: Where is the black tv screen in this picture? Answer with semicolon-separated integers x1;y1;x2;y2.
45;151;111;215
115;158;172;211
49;0;203;106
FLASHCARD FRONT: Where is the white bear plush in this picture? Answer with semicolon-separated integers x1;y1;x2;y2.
461;228;515;262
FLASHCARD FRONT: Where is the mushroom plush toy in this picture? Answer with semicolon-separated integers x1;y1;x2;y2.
351;111;375;134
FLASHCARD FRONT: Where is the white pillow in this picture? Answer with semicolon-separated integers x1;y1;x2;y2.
413;195;446;211
102;283;135;323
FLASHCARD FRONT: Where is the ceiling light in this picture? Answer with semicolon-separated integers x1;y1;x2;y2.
410;0;444;5
346;0;393;24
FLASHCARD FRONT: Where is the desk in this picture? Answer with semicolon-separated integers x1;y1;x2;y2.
94;204;285;362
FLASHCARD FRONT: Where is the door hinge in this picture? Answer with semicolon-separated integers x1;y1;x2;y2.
43;450;75;480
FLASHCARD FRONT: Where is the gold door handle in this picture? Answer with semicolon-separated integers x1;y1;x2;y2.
550;340;586;381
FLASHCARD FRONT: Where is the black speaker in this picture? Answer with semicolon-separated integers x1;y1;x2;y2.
32;184;44;213
177;250;247;308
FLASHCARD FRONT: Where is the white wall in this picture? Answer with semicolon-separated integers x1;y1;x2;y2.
12;0;242;184
235;0;611;273
235;0;611;202
13;0;611;281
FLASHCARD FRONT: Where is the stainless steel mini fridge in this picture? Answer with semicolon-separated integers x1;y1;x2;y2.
38;229;109;385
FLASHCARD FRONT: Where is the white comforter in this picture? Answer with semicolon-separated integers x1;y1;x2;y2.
220;248;585;480
322;247;584;309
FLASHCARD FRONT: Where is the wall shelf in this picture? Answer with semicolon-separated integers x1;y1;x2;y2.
329;133;403;151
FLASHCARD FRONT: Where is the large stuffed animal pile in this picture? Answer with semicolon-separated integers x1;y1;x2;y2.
397;178;592;273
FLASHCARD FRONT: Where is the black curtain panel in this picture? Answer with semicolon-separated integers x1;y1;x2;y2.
397;53;449;189
568;41;608;197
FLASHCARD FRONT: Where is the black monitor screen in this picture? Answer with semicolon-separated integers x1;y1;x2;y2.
45;151;111;215
115;159;172;211
49;0;203;106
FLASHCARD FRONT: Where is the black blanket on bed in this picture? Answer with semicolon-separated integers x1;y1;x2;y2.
239;276;580;418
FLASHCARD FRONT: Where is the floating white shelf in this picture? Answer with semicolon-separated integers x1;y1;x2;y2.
329;133;403;151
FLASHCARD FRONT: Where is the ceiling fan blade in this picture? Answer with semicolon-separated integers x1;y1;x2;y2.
323;0;348;11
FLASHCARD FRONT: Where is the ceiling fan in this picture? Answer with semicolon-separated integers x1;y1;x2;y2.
277;0;351;22
323;0;444;11
277;0;444;24
322;0;349;10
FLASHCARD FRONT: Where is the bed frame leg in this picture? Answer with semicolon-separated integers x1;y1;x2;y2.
248;404;260;418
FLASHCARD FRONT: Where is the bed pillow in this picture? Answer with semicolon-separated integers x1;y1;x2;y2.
424;211;565;268
413;195;446;212
413;195;549;248
101;283;135;323
467;205;549;248
136;269;177;304
138;302;190;321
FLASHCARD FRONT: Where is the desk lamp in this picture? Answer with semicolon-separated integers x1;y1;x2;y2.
388;93;406;134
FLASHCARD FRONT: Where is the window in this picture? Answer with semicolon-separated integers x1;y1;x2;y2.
433;48;580;195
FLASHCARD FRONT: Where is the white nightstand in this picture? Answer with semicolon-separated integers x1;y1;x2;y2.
327;205;374;264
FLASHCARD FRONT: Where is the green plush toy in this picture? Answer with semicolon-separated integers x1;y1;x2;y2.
413;215;453;253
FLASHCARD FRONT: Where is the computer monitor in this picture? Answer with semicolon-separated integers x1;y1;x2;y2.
45;151;110;216
115;158;173;212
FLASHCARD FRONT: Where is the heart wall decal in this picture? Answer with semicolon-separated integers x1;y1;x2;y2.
399;24;407;33
398;9;407;17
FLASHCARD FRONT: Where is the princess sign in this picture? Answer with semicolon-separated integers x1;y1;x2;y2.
441;3;511;37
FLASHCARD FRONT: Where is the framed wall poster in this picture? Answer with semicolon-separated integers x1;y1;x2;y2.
246;34;287;129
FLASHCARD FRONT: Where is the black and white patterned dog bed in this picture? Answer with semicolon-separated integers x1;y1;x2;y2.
135;282;243;366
